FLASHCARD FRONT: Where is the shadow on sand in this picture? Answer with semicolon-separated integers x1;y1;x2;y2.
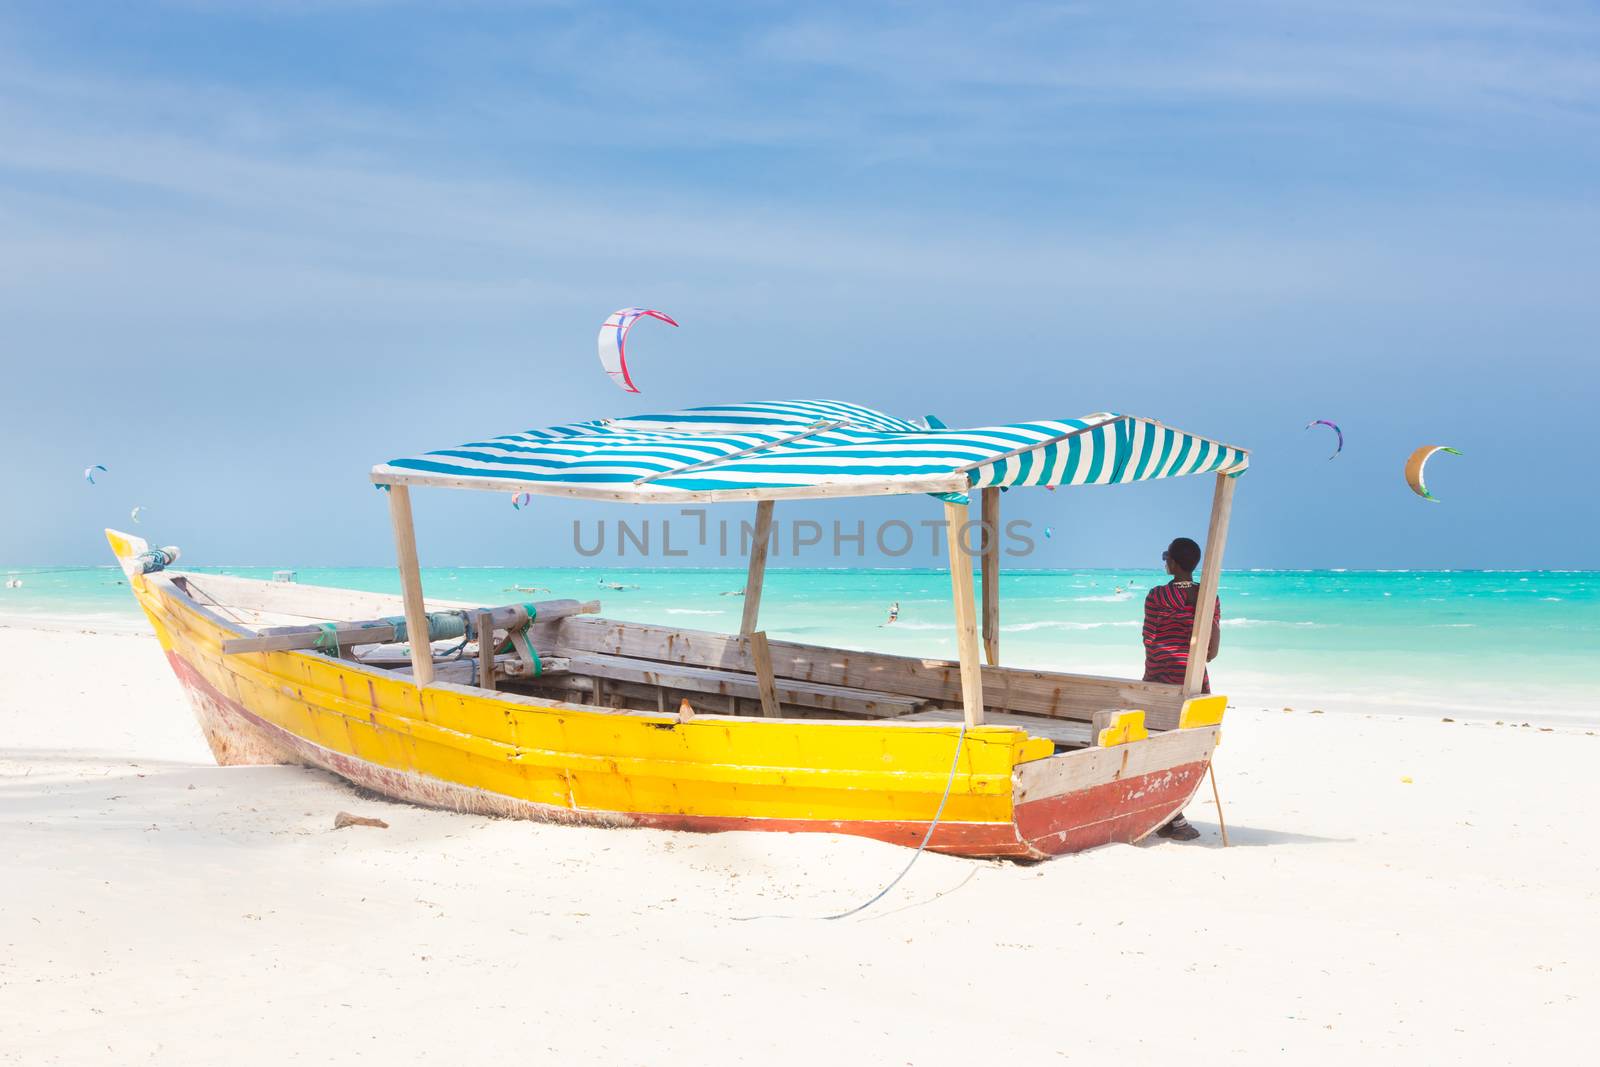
1170;820;1353;848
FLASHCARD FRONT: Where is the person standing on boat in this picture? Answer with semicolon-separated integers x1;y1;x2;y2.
1141;536;1220;842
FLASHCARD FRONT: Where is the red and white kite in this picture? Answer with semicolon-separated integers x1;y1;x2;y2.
597;307;678;393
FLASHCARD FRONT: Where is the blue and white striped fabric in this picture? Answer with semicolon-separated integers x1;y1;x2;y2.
374;399;1248;500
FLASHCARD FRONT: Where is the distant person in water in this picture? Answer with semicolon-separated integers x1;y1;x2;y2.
886;601;900;625
1141;536;1221;842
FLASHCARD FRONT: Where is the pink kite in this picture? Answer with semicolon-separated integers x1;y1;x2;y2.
597;307;678;393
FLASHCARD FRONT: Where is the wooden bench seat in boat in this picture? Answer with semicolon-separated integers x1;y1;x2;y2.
393;651;924;719
559;652;926;718
553;616;1189;728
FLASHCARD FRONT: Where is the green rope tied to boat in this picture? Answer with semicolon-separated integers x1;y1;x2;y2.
313;623;341;657
491;603;542;677
519;603;542;677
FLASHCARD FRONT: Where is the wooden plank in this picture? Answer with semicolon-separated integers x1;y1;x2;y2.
1183;472;1236;696
369;468;969;504
476;611;496;692
221;599;600;655
174;572;479;622
555;616;1185;725
385;484;434;687
1013;726;1218;805
560;652;923;718
980;486;1000;666
740;499;774;635
748;631;781;718
943;500;985;726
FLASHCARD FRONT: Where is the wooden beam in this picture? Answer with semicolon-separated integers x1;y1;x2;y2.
476;611;496;691
558;652;923;718
943;500;985;726
980;486;1000;666
1183;472;1237;696
370;468;969;504
385;484;434;687
556;616;1188;727
221;599;599;655
739;499;774;635
748;631;781;718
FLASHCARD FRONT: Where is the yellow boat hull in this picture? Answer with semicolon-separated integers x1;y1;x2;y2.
110;531;1218;858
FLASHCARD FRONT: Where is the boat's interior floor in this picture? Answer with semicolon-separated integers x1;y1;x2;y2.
170;571;1179;748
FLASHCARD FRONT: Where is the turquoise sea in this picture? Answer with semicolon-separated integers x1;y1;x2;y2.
3;566;1596;723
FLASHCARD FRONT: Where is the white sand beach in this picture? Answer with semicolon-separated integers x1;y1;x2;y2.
2;624;1596;1065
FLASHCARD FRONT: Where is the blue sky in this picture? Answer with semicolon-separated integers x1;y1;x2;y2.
2;1;1596;568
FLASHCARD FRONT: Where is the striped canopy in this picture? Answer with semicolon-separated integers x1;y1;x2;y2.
373;399;1249;503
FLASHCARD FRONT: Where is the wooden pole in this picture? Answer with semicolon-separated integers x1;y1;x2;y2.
980;486;1000;666
748;631;781;718
943;500;985;726
385;484;434;687
1209;763;1229;847
740;499;774;635
1183;472;1237;696
475;610;496;692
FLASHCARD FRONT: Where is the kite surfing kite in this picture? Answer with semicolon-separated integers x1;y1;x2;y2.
1305;419;1343;459
130;506;145;524
597;307;678;393
1404;445;1461;503
83;464;107;485
511;492;532;510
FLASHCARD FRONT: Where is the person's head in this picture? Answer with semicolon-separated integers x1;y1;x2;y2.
1163;537;1202;578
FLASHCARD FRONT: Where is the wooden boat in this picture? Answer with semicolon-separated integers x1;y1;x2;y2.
110;400;1246;859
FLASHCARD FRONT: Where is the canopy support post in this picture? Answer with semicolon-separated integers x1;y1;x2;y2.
1183;473;1236;696
739;500;774;635
944;500;985;726
385;484;434;687
980;486;1000;666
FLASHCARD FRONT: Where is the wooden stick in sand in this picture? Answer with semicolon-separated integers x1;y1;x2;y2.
1209;764;1229;847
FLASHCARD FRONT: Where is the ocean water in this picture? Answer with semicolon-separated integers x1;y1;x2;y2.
3;565;1596;722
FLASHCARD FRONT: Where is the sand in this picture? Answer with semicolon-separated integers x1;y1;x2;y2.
2;625;1596;1065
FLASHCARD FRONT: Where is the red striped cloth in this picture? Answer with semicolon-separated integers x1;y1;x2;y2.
1142;581;1220;690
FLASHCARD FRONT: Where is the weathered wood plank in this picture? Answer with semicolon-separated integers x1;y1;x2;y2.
174;572;478;622
221;599;599;655
1013;726;1218;805
476;611;496;692
555;615;1183;724
560;652;923;718
371;468;969;503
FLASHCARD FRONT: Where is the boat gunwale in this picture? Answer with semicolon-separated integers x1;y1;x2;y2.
143;568;1041;737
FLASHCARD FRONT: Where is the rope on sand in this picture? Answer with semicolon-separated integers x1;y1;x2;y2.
733;721;967;922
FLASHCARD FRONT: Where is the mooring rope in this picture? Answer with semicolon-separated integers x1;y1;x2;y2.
733;720;967;922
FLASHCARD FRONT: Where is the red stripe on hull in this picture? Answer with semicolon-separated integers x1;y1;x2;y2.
1015;760;1209;856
